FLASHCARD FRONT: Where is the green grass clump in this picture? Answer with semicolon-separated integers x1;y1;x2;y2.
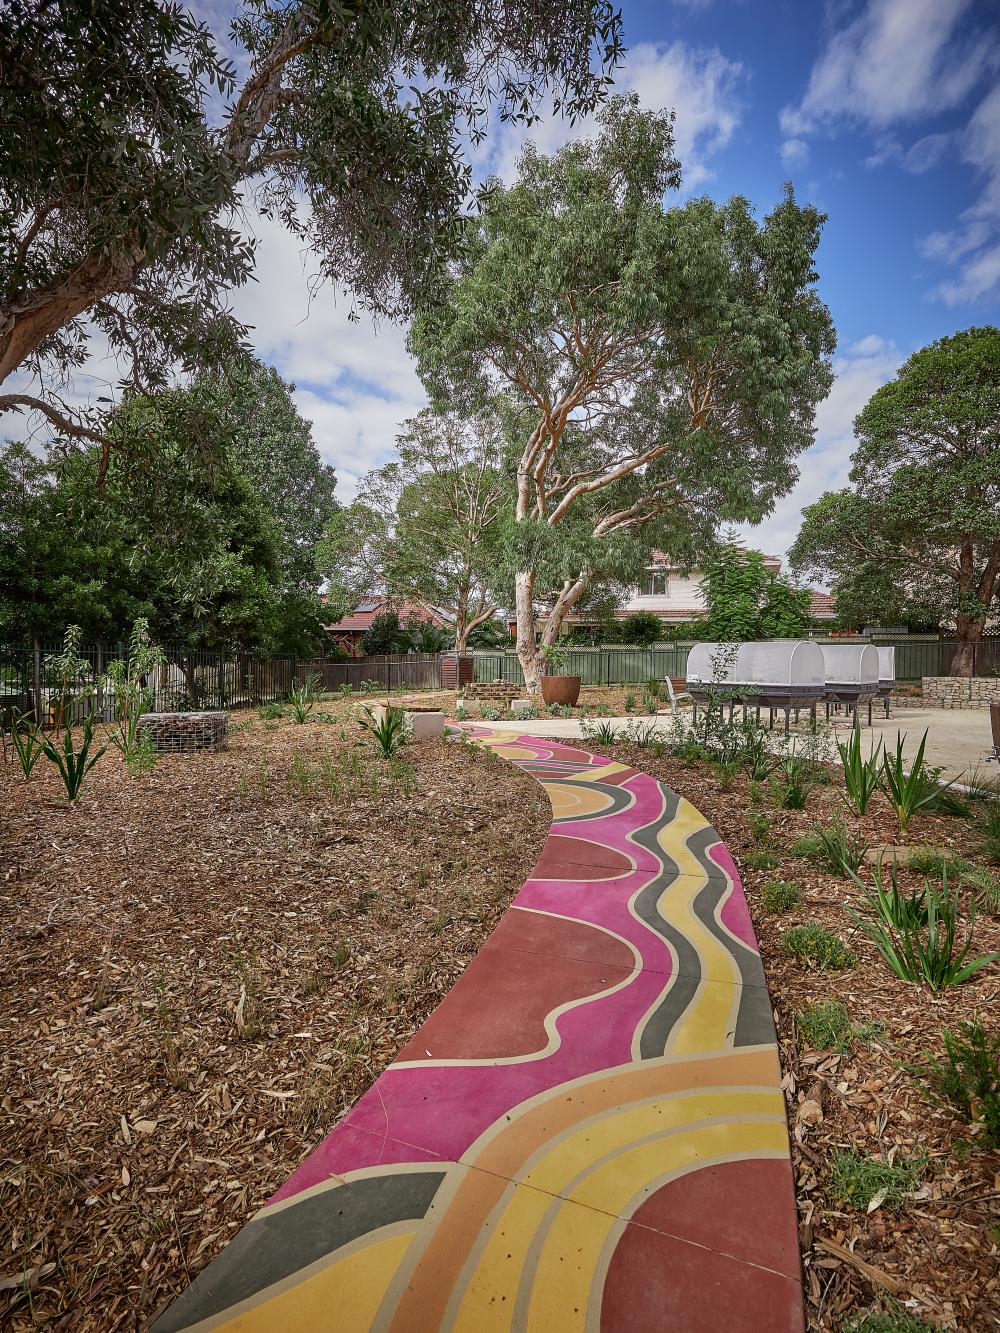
760;879;801;913
959;863;1000;914
830;1150;925;1211
976;800;1000;864
743;848;779;872
843;1305;940;1333
906;846;968;877
795;999;886;1053
781;923;856;970
787;832;824;859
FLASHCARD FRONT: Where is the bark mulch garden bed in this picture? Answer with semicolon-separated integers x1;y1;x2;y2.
574;737;1000;1333
0;710;550;1330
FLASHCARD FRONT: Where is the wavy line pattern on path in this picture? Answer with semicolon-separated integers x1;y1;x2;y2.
153;729;804;1333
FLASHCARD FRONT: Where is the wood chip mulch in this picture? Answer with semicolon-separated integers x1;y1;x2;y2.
577;739;1000;1332
0;707;550;1330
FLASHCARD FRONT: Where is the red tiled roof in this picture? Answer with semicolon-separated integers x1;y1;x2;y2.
326;600;452;633
808;590;837;619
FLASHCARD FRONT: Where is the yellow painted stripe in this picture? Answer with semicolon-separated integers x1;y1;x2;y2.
518;1089;783;1200
450;1118;787;1332
526;1121;791;1331
205;1228;415;1333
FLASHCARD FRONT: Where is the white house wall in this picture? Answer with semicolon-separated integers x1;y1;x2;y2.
626;572;706;614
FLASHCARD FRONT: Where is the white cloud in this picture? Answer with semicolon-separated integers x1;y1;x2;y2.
783;0;1000;305
228;208;426;498
780;0;985;135
922;83;1000;303
780;138;810;169
478;41;746;193
736;335;904;565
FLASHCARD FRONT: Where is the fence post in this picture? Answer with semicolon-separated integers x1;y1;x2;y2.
31;634;42;725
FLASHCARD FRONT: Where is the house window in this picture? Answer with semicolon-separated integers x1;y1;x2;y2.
644;571;668;597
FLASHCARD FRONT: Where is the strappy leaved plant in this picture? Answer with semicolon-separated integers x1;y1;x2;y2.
837;718;883;816
39;713;107;801
849;868;999;990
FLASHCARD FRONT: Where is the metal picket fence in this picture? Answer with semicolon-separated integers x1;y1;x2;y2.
0;638;446;730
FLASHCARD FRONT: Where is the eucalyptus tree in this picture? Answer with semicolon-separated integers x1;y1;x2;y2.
410;95;836;693
322;409;506;653
790;327;1000;675
0;0;622;480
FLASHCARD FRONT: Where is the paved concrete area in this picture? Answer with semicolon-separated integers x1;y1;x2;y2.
506;706;998;784
154;729;803;1332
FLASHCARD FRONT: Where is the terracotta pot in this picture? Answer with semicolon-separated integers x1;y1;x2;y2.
540;675;581;707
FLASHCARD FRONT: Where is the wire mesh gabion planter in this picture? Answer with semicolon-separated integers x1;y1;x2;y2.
137;711;228;754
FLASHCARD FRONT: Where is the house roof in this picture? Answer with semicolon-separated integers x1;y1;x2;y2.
648;548;782;572
325;599;454;634
808;590;837;620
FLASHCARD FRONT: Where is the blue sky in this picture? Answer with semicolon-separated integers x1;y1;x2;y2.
222;0;1000;562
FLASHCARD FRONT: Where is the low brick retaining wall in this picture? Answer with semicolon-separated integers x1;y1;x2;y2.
922;676;1000;709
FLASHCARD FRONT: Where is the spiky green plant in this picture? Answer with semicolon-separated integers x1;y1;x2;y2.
849;868;1000;990
837;718;883;816
39;713;107;801
358;705;408;758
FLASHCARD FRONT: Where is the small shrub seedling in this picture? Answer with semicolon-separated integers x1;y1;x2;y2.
975;799;1000;864
959;863;1000;914
747;812;772;843
743;848;779;872
795;999;852;1052
830;1150;925;1211
760;879;801;913
781;923;855;970
911;1020;999;1149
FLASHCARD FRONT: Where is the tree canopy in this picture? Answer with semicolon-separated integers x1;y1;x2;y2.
0;357;337;653
320;409;505;653
698;544;811;642
790;326;1000;675
410;94;835;691
0;0;623;476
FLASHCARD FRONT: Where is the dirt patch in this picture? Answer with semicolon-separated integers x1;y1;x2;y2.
571;739;1000;1331
0;712;550;1330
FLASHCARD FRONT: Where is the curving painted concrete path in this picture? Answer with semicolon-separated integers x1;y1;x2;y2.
153;729;804;1332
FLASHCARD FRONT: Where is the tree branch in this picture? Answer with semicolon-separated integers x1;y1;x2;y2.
0;393;114;491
